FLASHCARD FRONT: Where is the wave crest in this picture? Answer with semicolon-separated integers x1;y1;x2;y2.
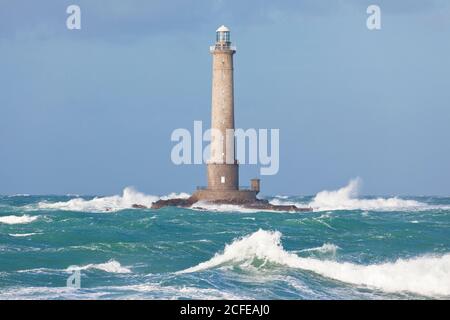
66;259;131;274
179;229;450;297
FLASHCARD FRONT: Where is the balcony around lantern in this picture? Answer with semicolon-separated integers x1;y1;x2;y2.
210;43;237;53
197;186;252;191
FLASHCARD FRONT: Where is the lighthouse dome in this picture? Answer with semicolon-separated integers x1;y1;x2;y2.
216;25;230;32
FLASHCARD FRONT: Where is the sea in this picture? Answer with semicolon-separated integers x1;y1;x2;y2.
0;179;449;300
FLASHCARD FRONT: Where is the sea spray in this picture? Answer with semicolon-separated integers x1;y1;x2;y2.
37;187;189;213
270;178;426;212
309;178;425;211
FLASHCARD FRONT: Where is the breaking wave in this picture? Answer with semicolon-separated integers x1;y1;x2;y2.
0;215;38;225
271;178;427;212
37;187;190;213
179;229;450;297
66;259;131;274
30;179;441;214
309;178;425;211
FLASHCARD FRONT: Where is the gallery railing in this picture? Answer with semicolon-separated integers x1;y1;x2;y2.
209;44;237;52
196;186;253;191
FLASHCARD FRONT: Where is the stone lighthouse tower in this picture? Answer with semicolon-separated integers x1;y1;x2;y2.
151;26;311;211
207;25;239;191
191;25;260;203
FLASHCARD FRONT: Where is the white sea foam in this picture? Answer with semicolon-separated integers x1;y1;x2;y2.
66;259;131;274
9;233;41;237
179;229;450;297
0;215;38;225
190;201;264;213
0;286;106;300
269;198;303;207
110;283;247;300
160;192;190;201
300;243;340;255
0;283;246;300
191;201;290;213
37;187;190;213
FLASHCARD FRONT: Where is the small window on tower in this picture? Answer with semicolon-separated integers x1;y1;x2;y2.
221;176;226;184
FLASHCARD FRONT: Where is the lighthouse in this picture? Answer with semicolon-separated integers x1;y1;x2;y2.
191;25;260;203
207;25;239;191
151;26;311;211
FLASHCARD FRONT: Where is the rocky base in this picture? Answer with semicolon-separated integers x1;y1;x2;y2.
150;197;197;209
133;196;312;212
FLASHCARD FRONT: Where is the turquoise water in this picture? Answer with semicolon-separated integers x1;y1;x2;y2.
1;183;449;299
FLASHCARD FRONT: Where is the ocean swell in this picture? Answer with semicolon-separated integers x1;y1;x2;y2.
179;229;450;297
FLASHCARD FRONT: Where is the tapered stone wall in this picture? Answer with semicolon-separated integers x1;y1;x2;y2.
207;46;238;191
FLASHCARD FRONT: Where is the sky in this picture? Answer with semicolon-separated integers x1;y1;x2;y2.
1;0;449;196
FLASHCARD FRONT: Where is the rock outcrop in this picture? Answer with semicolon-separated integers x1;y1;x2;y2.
132;196;312;212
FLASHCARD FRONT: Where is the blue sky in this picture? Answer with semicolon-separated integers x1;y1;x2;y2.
1;0;449;196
